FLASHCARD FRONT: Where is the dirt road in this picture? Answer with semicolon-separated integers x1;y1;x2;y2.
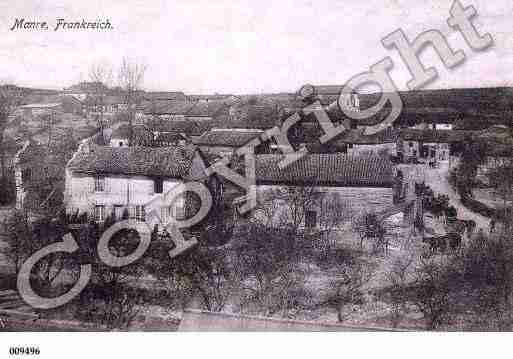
399;163;490;231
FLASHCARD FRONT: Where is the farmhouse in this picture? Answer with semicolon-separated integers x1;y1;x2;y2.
64;143;211;224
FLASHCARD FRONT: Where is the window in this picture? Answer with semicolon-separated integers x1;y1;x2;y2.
305;210;317;228
154;178;164;194
94;205;105;222
135;205;146;222
409;142;414;147
21;168;31;182
94;176;105;192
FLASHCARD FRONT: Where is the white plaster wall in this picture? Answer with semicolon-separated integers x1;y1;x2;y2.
250;185;393;228
65;172;183;221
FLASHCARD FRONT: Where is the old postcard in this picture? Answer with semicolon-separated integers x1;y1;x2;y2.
0;0;513;356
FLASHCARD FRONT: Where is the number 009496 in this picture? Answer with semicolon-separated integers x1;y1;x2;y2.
9;347;40;356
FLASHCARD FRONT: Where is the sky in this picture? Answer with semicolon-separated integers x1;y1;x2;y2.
0;0;511;94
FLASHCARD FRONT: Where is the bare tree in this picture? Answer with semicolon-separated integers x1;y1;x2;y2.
117;57;147;145
75;224;145;329
316;193;350;259
327;260;374;322
275;185;322;235
2;210;32;273
146;241;235;313
462;229;513;329
352;211;389;254
232;224;310;318
386;255;414;328
411;256;457;330
487;156;513;233
89;62;113;142
3;211;73;296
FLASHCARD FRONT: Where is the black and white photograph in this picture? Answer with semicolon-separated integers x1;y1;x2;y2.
0;0;512;356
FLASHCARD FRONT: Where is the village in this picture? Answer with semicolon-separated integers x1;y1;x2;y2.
0;69;512;331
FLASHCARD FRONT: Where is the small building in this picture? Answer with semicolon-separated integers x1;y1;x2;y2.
153;132;189;147
187;94;237;103
109;124;153;147
109;123;189;148
147;118;214;141
63;81;109;101
19;102;62;117
185;101;229;122
84;95;132;118
227;103;279;130
299;84;360;110
243;154;396;229
397;129;470;163
193;128;267;157
333;127;399;156
141;100;195;121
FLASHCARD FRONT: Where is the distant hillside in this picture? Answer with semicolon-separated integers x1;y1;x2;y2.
359;87;513;112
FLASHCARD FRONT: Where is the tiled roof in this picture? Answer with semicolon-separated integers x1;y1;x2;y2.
148;118;213;136
110;124;132;138
111;124;154;145
186;101;229;117
65;81;107;93
187;94;233;101
142;100;194;115
229;104;279;129
255;154;394;187
20;102;61;109
194;129;263;147
154;132;187;144
144;91;186;101
67;145;196;178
